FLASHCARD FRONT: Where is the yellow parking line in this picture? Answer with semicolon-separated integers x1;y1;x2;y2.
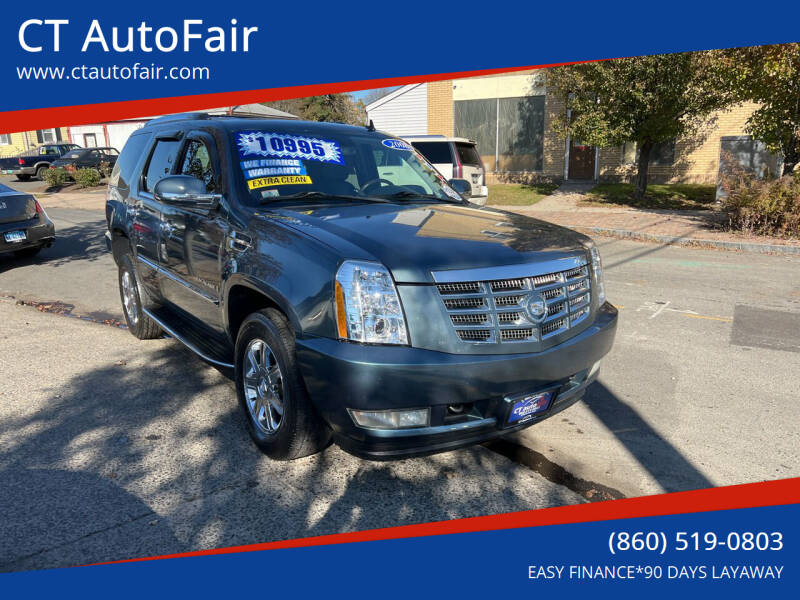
683;314;733;323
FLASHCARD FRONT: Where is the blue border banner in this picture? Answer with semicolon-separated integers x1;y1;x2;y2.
1;502;797;598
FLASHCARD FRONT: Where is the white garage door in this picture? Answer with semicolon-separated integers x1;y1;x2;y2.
107;122;147;152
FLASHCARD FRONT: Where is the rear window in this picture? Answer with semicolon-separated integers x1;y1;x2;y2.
60;150;83;159
110;134;150;189
411;142;453;165
455;142;482;167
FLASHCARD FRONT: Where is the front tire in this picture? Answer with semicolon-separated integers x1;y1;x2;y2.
235;308;331;460
118;254;162;339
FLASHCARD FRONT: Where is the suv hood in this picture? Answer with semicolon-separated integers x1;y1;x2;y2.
271;202;591;283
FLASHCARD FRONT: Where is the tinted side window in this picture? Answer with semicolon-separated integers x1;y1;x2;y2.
411;142;453;165
455;143;482;167
143;139;181;192
110;134;151;189
179;140;216;192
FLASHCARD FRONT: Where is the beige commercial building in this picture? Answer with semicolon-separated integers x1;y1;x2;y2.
367;70;765;184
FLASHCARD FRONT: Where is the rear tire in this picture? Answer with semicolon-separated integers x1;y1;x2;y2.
235;308;331;460
35;166;48;181
14;245;42;258
15;174;31;182
118;254;162;340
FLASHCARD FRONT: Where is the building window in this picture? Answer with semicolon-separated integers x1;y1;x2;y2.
454;99;497;170
0;134;10;145
498;96;545;171
455;96;545;172
622;139;675;166
36;128;60;144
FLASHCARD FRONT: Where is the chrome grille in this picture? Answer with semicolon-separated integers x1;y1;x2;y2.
438;282;481;294
435;261;592;344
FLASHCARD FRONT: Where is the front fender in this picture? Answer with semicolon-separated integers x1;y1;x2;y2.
221;273;304;337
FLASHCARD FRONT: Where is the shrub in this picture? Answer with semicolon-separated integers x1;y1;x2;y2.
98;160;112;178
495;171;557;186
73;168;102;188
720;165;800;238
42;167;68;188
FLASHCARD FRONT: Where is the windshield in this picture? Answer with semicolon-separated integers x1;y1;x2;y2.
61;150;83;159
233;129;463;204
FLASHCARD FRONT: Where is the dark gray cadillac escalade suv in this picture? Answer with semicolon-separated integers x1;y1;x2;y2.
105;113;617;460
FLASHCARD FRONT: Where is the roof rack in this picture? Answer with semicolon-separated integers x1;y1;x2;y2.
144;113;211;127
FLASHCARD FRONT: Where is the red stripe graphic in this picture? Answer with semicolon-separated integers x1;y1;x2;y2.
89;477;799;568
0;60;607;133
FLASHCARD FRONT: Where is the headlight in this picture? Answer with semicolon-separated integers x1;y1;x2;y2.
589;246;606;305
334;260;409;345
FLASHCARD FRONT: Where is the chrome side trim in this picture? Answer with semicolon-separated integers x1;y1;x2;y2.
136;254;218;305
142;307;234;369
431;255;588;283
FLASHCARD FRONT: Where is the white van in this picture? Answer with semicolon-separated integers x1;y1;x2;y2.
404;136;489;205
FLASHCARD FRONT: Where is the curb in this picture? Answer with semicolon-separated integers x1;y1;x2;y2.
567;225;800;256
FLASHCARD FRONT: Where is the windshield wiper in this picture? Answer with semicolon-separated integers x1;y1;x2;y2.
261;191;391;204
377;191;464;204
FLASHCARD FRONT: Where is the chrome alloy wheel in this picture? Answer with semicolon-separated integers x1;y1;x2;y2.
121;270;139;326
243;338;285;434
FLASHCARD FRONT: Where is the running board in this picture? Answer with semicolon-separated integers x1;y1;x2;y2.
143;306;235;369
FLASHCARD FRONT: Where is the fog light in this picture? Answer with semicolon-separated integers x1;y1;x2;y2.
348;408;430;430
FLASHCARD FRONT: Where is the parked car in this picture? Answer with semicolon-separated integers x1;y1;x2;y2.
51;147;119;176
404;136;489;205
105;113;617;460
0;143;81;181
0;183;55;257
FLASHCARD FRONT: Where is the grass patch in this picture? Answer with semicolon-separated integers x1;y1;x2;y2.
486;183;558;206
583;183;717;210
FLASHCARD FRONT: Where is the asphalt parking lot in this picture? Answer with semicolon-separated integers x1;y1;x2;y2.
1;188;799;570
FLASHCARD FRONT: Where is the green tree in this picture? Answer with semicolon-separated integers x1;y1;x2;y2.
547;52;735;199
263;94;365;125
722;43;800;175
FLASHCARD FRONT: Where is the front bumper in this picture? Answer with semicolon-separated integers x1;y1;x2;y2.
297;302;617;459
0;216;55;254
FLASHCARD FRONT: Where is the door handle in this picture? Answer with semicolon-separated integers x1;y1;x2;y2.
228;232;251;252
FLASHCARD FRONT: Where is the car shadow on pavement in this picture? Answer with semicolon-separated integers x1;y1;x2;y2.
582;382;713;493
0;340;580;572
0;218;107;275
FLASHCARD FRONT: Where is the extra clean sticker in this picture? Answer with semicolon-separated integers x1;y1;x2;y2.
381;138;413;151
247;175;312;190
241;158;307;179
237;131;344;164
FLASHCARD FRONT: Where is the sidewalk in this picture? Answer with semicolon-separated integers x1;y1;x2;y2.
503;187;800;255
35;188;106;211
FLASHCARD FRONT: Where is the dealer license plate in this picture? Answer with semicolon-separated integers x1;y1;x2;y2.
4;170;14;174
4;230;26;243
506;390;554;425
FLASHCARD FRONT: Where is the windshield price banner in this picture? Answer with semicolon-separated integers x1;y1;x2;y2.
237;131;344;165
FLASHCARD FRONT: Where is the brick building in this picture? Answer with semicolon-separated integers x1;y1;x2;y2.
366;70;766;184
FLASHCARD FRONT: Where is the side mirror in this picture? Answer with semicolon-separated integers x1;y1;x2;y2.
448;178;472;199
154;175;220;211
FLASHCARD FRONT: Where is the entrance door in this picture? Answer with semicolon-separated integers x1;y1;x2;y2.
83;133;97;147
568;139;595;180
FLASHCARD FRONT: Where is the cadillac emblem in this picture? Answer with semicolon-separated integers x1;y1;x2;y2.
524;292;548;323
